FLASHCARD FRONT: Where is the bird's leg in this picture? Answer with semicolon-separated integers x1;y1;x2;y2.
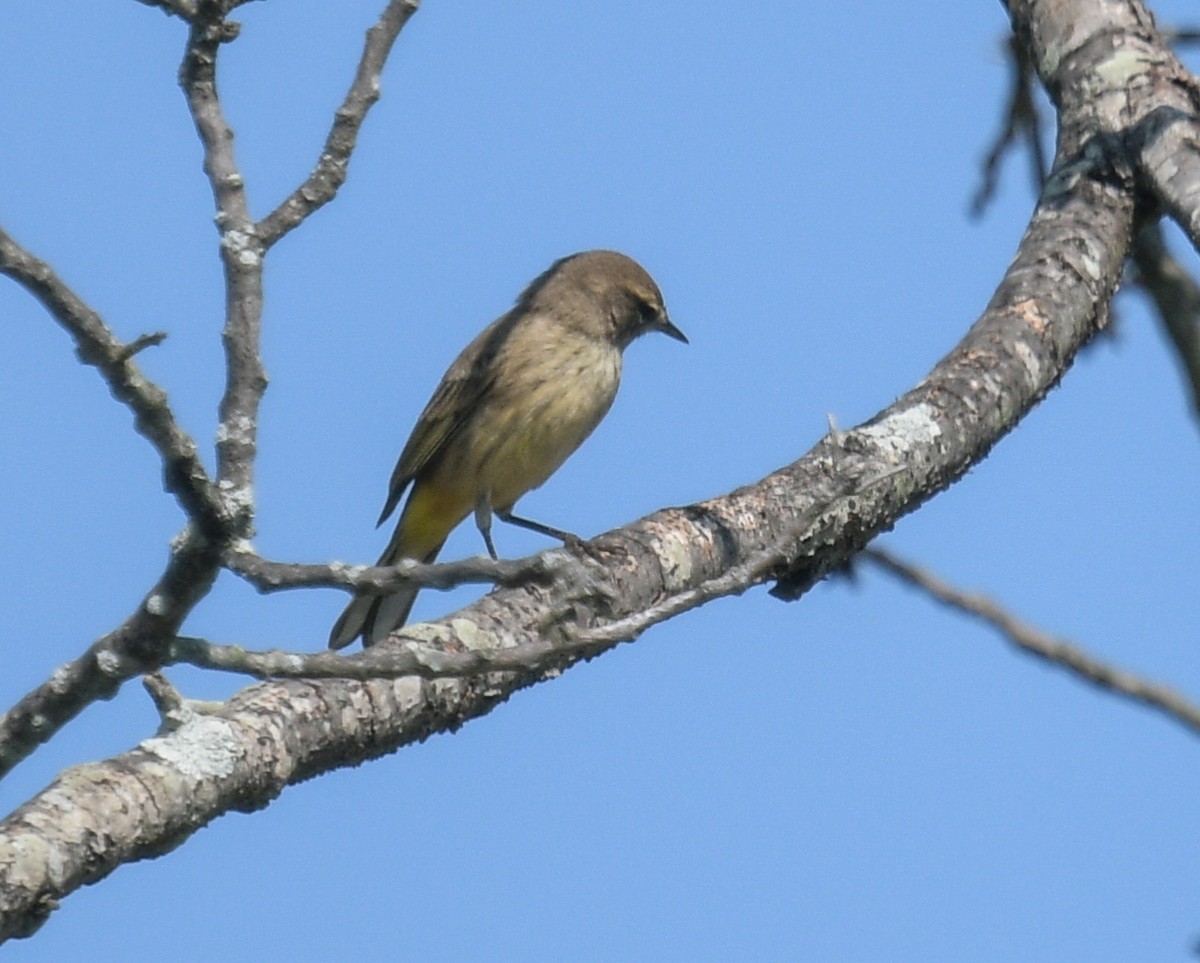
474;495;499;560
496;507;582;549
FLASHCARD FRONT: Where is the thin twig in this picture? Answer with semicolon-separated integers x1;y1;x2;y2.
115;330;168;361
972;34;1049;217
258;0;421;248
142;671;227;730
223;543;567;594
0;227;224;533
142;671;185;715
0;0;423;782
865;547;1200;739
1162;28;1200;46
1130;221;1200;428
166;632;592;680
180;6;265;525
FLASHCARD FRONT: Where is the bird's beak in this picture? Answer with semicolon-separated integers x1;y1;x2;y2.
657;312;688;344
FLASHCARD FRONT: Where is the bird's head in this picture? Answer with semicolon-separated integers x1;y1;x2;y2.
520;250;687;349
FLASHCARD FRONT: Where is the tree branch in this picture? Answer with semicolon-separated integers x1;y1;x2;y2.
164;631;596;680
176;480;873;681
0;0;426;790
1130;221;1200;426
257;0;421;248
991;5;1200;431
222;542;563;595
0;529;220;781
972;33;1048;217
1006;0;1200;251
180;6;265;526
142;671;227;728
865;547;1200;739
0;227;224;534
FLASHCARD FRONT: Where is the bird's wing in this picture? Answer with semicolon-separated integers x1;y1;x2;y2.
376;311;519;525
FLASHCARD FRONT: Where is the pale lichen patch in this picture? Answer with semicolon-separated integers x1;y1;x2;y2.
451;618;485;650
142;716;242;780
1092;48;1152;89
855;404;942;462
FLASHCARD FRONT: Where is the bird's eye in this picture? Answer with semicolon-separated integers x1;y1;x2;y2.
637;300;660;325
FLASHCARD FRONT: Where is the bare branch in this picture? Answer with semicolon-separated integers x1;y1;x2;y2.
142;671;227;730
179;7;265;523
1008;1;1200;255
0;227;224;532
0;3;273;785
972;33;1048;216
577;472;889;646
258;0;421;248
115;330;168;361
0;0;423;788
1129;112;1200;259
179;482;870;680
165;478;874;680
142;671;186;716
1130;221;1200;426
222;542;566;595
165;633;594;680
0;529;220;781
1163;28;1200;47
866;548;1200;739
990;7;1200;424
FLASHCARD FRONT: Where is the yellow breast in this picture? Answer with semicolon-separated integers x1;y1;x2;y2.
440;322;622;512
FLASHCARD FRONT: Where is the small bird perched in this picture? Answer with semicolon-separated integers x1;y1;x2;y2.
329;250;686;649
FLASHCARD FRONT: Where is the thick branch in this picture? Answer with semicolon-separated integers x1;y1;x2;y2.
1000;2;1200;429
1136;103;1200;255
258;0;421;248
866;548;1200;739
1006;0;1200;249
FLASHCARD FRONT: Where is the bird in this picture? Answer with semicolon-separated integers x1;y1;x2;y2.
328;250;686;649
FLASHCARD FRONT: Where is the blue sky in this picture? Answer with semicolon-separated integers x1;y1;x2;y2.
4;1;1200;960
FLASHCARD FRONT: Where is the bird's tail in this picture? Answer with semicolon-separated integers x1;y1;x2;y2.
329;479;470;650
327;534;445;650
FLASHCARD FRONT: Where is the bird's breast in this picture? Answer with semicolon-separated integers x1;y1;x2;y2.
455;331;622;510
